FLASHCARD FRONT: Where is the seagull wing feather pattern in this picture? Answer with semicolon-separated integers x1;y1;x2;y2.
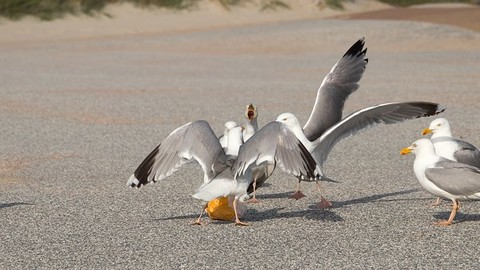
233;122;322;181
303;38;368;141
127;120;228;188
312;102;445;168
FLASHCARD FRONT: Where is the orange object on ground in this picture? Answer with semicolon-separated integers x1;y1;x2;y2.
206;196;235;221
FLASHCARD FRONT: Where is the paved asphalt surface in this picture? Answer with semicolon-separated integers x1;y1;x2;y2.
1;19;480;269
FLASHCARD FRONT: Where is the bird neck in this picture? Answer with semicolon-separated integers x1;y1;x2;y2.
226;130;243;156
431;137;457;161
431;128;452;139
413;150;440;178
289;123;313;151
245;118;258;131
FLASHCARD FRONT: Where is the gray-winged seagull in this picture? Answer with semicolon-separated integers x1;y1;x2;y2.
127;119;321;226
421;118;480;206
401;138;480;226
275;102;445;208
288;37;368;202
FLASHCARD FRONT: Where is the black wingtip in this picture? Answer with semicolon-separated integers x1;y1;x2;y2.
343;38;366;58
297;142;320;181
131;144;161;188
411;102;446;119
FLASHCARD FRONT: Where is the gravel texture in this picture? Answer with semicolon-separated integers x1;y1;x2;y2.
1;19;480;269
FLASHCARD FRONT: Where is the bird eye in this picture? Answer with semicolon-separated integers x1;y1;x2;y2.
283;118;287;121
437;124;441;127
412;143;417;147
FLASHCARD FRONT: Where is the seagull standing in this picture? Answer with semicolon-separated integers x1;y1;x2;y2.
422;118;480;205
401;138;480;226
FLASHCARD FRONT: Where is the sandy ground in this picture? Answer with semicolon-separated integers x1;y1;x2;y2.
337;4;480;32
1;1;480;269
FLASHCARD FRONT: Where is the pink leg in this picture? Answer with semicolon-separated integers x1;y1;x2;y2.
191;204;207;225
435;199;459;226
428;197;442;207
233;198;249;226
315;181;332;209
245;179;261;204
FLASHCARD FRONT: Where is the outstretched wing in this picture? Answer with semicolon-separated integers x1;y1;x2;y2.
127;120;228;188
303;38;368;141
312;102;445;167
233;122;322;181
426;160;480;196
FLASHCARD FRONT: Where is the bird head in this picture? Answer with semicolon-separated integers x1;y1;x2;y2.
400;138;434;156
276;112;301;129
224;121;238;131
422;118;450;136
245;103;258;120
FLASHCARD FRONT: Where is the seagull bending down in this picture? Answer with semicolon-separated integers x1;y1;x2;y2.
127;119;321;226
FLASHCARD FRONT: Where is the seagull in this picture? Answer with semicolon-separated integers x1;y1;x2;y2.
422;118;480;168
219;121;239;149
243;103;258;142
127;119;322;226
421;118;480;205
400;138;480;226
287;37;369;201
240;103;276;204
274;102;445;208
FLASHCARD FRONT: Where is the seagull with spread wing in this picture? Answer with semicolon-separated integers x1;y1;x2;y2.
127;119;322;226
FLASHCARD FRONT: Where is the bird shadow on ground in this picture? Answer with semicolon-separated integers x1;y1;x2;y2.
155;207;343;223
245;207;344;222
0;202;34;209
433;212;480;224
329;188;421;208
255;192;291;200
155;213;199;221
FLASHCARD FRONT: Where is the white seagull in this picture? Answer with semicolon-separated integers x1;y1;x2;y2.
219;121;239;149
401;138;480;226
127;120;322;226
274;102;445;208
286;37;369;202
422;118;480;168
421;118;480;205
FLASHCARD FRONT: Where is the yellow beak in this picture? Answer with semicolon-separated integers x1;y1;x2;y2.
422;128;433;135
400;147;412;155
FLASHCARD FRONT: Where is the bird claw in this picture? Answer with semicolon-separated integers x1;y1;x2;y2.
289;190;306;200
316;197;333;209
245;198;261;204
234;220;249;226
428;198;442;207
434;220;452;226
191;220;206;226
